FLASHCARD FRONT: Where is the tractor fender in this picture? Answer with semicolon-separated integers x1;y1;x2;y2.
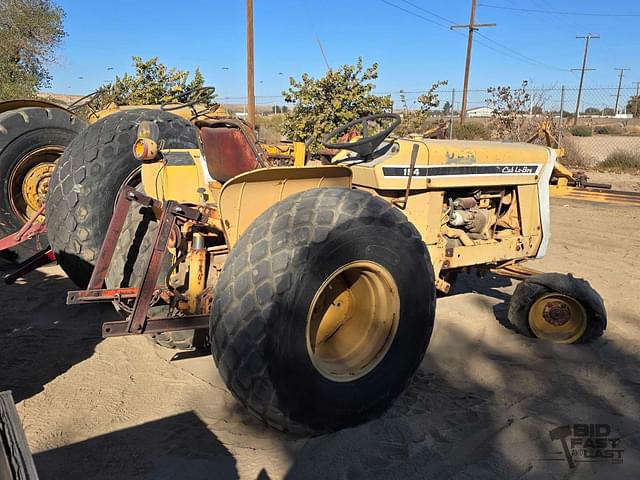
0;98;76;117
218;165;352;248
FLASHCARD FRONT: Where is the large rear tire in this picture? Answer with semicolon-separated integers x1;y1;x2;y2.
46;109;197;287
210;188;436;435
0;107;86;262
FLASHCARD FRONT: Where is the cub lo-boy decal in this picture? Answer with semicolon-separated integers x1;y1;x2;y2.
382;164;542;178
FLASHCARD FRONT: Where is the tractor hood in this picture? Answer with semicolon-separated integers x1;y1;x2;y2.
343;138;555;191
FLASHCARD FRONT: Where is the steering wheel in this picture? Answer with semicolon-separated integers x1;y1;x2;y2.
160;86;216;112
322;113;401;158
68;90;102;112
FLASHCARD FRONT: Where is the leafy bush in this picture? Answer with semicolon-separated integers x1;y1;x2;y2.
395;80;448;136
600;150;640;172
593;124;623;135
486;81;531;141
93;56;215;109
453;122;489;140
256;114;284;144
569;125;592;137
560;137;593;168
281;58;392;153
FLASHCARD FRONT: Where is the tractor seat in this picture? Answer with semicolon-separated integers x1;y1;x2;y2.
196;118;265;183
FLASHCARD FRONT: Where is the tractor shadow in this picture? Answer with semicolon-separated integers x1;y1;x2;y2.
33;411;239;480
279;324;640;479
445;270;519;333
0;267;110;403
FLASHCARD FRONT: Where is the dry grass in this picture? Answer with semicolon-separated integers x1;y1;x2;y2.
560;137;594;168
599;150;640;173
255;114;285;143
453;122;490;140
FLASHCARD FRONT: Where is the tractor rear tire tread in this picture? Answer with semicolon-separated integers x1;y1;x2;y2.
46;109;196;287
211;187;436;435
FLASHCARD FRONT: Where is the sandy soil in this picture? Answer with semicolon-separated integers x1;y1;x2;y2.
1;196;639;480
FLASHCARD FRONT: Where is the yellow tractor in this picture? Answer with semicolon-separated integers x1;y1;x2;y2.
45;110;606;435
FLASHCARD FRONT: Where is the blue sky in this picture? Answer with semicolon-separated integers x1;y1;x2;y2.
46;0;640;104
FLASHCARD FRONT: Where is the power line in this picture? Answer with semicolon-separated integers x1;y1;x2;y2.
379;0;451;29
614;68;630;114
398;0;457;24
474;31;569;72
572;34;599;126
380;0;567;72
478;3;640;17
450;0;496;125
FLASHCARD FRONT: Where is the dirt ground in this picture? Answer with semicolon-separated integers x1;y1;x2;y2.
1;195;639;480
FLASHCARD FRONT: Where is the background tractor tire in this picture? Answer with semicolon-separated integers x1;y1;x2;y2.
46;109;197;288
0;107;86;262
210;188;436;435
508;273;606;344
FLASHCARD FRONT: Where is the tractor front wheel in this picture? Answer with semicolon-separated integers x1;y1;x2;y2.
507;273;606;344
210;188;436;435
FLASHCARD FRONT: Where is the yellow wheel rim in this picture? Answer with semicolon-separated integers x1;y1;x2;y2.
9;146;64;221
306;261;400;382
528;293;587;343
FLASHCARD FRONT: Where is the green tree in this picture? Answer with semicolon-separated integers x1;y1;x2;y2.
486;81;531;141
626;96;639;117
395;80;448;136
281;58;392;153
0;0;65;100
95;57;216;108
584;107;601;115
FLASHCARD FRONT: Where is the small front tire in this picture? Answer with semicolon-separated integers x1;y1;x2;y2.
507;273;606;344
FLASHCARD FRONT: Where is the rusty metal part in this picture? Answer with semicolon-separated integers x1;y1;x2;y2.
3;248;56;285
0;204;47;251
69;186;213;337
21;161;55;214
392;143;419;210
491;262;543;280
541;299;572;326
102;314;209;337
67;287;140;304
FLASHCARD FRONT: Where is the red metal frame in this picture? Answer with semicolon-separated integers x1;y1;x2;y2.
67;186;210;337
1;204;57;284
0;205;48;251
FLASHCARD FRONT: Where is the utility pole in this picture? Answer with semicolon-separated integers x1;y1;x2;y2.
246;0;255;129
614;68;629;115
634;81;640;118
571;34;599;126
451;0;495;126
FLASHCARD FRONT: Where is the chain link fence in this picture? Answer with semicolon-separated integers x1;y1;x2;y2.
220;85;640;168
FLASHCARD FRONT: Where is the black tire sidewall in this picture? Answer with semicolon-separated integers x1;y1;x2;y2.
46;109;197;287
0;128;76;233
269;208;435;429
